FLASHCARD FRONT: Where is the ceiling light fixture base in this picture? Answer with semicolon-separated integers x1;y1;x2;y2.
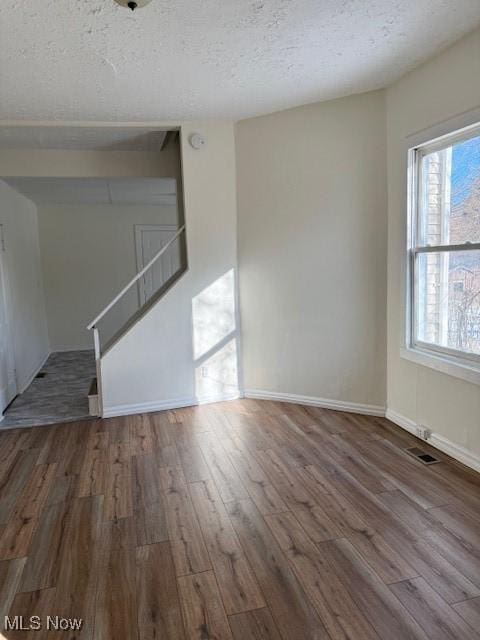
114;0;153;10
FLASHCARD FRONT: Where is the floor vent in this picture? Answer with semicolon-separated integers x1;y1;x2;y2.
405;447;440;465
35;372;47;379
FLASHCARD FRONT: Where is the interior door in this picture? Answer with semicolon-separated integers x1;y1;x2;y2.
0;224;17;414
135;225;181;305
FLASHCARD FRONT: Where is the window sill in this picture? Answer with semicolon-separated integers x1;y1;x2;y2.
400;346;480;386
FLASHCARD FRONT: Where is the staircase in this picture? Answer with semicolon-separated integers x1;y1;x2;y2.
87;224;187;416
88;378;99;416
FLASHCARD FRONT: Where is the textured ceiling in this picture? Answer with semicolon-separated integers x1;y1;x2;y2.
4;177;177;205
0;1;479;122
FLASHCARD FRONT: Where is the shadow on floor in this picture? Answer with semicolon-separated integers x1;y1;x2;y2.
0;350;96;429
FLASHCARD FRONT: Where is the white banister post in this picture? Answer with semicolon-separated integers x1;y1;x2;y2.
93;326;101;361
92;326;104;417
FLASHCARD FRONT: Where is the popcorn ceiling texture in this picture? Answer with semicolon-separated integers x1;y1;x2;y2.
0;0;479;121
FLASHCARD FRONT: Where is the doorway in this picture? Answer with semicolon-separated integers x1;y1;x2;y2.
135;224;182;305
0;224;17;416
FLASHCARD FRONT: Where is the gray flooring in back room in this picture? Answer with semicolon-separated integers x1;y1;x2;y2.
0;350;96;429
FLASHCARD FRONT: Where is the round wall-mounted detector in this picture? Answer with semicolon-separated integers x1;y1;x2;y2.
114;0;153;10
189;133;206;150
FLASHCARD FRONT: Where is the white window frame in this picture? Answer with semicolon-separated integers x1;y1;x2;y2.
402;115;480;385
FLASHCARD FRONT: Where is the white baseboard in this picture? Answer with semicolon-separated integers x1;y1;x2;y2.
384;409;418;435
102;391;243;418
17;350;50;394
101;389;480;474
244;389;385;417
385;408;480;473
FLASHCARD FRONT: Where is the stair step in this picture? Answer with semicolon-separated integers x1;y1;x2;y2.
88;378;99;417
88;378;97;396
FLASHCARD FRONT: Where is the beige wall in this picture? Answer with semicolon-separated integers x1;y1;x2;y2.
0;180;49;394
236;91;387;409
101;122;241;414
37;203;178;351
386;28;480;457
0;147;180;179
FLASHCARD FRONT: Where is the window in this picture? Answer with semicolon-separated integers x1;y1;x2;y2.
407;125;480;373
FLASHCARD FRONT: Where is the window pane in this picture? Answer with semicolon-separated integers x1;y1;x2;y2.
416;250;480;355
419;134;480;246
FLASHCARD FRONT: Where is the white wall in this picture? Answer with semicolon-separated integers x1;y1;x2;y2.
100;123;241;414
37;203;178;351
386;28;480;459
235;91;387;410
0;180;49;394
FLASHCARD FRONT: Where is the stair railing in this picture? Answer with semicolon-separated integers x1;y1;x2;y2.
87;224;186;364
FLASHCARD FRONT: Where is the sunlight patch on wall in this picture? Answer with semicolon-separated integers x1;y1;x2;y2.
192;269;239;399
192;269;236;359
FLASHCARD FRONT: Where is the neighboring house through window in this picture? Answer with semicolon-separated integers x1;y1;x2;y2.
406;124;480;380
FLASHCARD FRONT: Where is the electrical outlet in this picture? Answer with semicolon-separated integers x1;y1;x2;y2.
416;425;431;441
201;366;208;378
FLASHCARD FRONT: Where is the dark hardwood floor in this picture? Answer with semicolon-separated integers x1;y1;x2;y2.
0;399;479;639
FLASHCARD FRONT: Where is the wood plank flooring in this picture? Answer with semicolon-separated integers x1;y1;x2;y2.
0;399;479;639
